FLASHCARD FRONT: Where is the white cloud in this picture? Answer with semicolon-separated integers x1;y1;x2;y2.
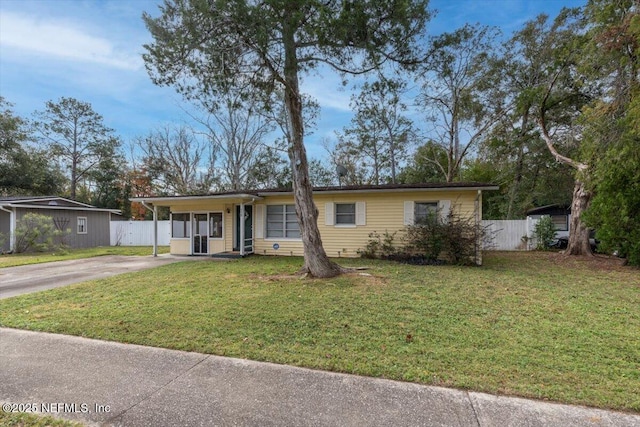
301;73;354;112
0;11;141;70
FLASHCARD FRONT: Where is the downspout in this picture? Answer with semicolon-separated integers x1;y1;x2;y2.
0;205;15;253
141;201;158;257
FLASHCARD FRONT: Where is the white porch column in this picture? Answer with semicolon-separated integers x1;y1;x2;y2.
0;206;16;252
9;207;16;253
152;205;158;257
239;202;245;256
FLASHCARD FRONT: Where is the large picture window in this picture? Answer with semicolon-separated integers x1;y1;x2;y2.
335;203;356;225
266;205;300;238
172;213;190;238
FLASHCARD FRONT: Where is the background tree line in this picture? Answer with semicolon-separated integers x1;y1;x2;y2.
1;0;637;265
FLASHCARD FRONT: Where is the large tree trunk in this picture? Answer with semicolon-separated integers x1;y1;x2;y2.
282;14;342;278
538;114;592;256
565;180;593;256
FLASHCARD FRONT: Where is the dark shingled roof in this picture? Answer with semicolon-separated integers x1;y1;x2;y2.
137;182;499;200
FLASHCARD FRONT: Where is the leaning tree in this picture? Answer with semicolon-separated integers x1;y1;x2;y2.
142;0;430;277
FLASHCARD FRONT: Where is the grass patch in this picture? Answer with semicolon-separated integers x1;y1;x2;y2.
0;246;169;268
0;410;84;426
0;252;638;412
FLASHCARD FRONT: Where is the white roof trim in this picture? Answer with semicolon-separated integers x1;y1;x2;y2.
258;186;499;196
130;186;498;204
130;193;264;204
0;196;97;208
0;203;121;214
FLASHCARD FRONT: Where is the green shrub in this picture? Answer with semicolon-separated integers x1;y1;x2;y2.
14;213;68;253
404;211;446;262
360;206;487;266
533;216;557;250
358;230;398;259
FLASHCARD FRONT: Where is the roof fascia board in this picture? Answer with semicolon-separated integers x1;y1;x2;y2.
1;203;121;214
2;197;97;209
259;186;499;196
130;194;264;204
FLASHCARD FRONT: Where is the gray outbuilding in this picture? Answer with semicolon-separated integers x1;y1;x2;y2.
0;196;120;253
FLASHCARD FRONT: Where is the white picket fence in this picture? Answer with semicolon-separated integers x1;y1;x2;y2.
111;219;540;250
110;221;171;246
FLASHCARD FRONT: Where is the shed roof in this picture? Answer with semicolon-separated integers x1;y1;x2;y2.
0;196;121;214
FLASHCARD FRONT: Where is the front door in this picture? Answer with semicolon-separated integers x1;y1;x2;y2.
193;213;208;255
234;205;253;252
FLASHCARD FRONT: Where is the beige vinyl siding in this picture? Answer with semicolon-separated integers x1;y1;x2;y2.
170;238;191;254
253;190;477;258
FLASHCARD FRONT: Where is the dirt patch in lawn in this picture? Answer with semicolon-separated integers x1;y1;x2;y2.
544;252;634;273
249;271;388;286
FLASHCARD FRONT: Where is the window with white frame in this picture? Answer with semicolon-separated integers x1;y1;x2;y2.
266;205;300;238
77;217;87;234
209;212;223;238
335;203;356;225
404;200;450;225
414;202;438;224
325;202;366;226
171;213;190;238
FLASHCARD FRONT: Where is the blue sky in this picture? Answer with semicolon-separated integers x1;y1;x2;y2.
0;0;586;161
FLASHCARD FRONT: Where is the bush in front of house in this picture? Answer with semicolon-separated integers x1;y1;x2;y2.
533;215;557;250
14;213;69;253
358;230;398;259
360;207;486;266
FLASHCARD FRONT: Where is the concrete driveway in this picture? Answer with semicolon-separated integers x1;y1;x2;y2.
0;255;186;299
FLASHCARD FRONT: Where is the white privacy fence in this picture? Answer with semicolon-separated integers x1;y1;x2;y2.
110;221;171;246
481;219;540;251
111;219;541;250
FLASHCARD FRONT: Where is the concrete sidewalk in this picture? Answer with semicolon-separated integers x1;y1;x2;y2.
1;328;638;427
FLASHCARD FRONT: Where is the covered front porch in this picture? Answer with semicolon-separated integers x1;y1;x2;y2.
131;193;263;258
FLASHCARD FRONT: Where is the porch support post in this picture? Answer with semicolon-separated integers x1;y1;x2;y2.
0;206;16;252
239;202;245;256
152;205;158;257
9;207;16;253
141;201;158;257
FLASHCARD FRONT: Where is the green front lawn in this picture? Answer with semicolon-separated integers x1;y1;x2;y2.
0;246;169;268
0;252;638;412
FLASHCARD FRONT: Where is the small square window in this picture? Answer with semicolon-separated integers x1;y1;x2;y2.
415;202;438;224
335;203;356;225
77;217;87;234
